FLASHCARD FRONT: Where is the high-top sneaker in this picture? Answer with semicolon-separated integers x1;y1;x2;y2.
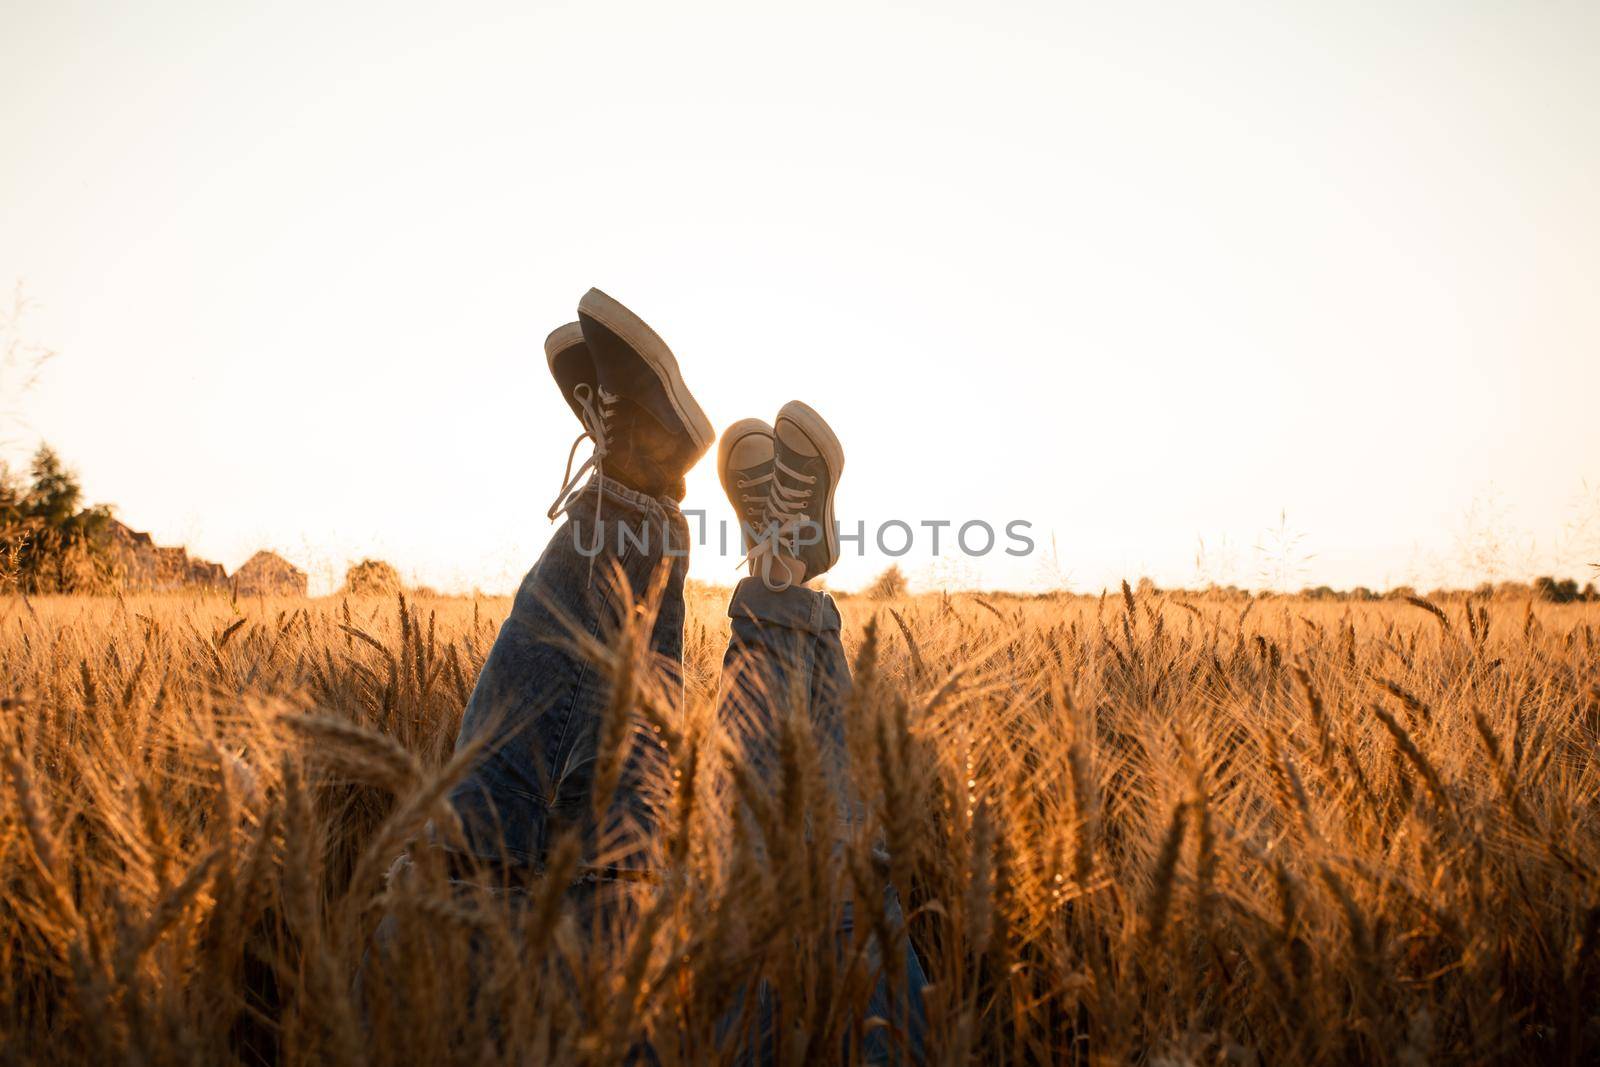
717;419;776;553
577;288;714;500
766;400;845;589
544;322;617;520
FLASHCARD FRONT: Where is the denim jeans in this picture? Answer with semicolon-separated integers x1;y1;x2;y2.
718;577;853;819
447;473;688;872
441;474;926;1061
719;577;929;1065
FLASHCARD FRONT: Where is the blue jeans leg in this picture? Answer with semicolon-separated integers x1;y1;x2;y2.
446;473;689;873
717;577;928;1064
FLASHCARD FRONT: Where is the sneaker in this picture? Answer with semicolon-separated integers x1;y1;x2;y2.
768;400;844;586
577;288;714;500
544;322;614;520
717;418;775;553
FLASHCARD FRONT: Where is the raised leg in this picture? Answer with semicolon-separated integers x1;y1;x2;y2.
448;474;689;872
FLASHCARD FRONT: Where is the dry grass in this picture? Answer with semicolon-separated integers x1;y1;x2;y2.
1;586;1598;1064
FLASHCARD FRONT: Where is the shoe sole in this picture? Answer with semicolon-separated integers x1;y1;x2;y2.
775;400;844;573
578;288;715;453
544;321;586;369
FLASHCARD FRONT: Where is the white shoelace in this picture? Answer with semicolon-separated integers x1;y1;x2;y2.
735;470;774;513
547;383;619;523
746;457;816;592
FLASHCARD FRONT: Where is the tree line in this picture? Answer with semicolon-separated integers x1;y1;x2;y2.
0;444;117;594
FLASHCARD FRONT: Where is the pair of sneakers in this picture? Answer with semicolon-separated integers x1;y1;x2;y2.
718;404;843;592
544;289;841;591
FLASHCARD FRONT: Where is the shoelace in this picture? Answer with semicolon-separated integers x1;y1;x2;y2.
547;383;618;521
749;457;816;592
735;470;774;513
547;385;620;587
732;468;780;589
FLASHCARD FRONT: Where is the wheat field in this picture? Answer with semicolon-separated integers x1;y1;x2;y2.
1;586;1597;1065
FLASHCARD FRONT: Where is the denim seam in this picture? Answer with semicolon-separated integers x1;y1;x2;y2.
801;631;818;713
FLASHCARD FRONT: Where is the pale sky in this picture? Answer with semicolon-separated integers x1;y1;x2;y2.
2;0;1597;595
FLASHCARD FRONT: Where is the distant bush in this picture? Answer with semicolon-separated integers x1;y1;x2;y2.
1192;584;1249;601
343;558;403;597
866;564;908;601
1533;576;1581;603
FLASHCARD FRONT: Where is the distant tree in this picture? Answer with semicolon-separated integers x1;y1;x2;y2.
0;445;115;593
343;558;403;597
1533;576;1580;604
866;564;908;601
